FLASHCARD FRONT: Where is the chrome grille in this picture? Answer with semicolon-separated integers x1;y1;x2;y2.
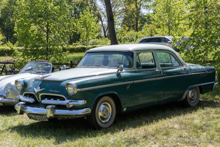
41;95;66;101
24;93;37;99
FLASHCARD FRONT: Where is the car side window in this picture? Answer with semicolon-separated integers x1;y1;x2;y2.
157;52;180;67
148;38;161;42
161;38;170;43
139;38;150;43
136;52;156;69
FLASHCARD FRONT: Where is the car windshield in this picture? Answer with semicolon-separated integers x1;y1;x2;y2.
78;52;134;68
20;62;52;74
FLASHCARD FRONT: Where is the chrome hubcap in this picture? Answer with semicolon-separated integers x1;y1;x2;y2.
188;88;198;103
98;102;112;123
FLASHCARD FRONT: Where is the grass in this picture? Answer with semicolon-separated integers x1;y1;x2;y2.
0;87;220;146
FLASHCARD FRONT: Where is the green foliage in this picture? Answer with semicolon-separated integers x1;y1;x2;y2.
121;0;151;32
0;32;4;45
0;45;99;56
179;0;220;67
118;29;142;43
77;7;100;46
87;38;110;45
14;0;74;64
152;0;191;36
0;0;17;44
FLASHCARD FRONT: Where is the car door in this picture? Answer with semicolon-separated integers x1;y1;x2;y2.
130;51;164;108
156;51;188;102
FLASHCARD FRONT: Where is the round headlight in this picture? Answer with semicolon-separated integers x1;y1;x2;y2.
15;80;24;91
4;83;11;93
66;83;77;95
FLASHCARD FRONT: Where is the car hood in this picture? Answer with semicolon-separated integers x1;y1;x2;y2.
0;73;39;89
42;68;117;81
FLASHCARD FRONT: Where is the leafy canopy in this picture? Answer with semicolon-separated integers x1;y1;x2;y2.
14;0;75;64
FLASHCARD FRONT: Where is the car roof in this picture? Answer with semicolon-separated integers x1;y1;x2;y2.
139;36;173;39
87;44;174;52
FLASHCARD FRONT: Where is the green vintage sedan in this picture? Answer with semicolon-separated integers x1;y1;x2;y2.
14;44;218;129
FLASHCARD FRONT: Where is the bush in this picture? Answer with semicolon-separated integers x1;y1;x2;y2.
88;38;110;45
0;45;101;56
0;47;15;56
117;30;143;44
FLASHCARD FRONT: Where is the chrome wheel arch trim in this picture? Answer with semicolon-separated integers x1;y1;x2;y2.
178;81;215;101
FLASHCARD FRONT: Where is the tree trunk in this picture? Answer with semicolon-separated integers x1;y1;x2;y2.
104;0;118;45
46;19;49;60
135;0;138;32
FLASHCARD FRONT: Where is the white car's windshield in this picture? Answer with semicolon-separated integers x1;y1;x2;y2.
78;52;134;68
20;62;52;74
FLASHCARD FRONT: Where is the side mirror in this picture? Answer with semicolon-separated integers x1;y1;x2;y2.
168;41;172;44
117;65;124;74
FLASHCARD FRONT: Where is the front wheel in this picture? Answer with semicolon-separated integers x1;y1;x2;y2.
87;96;116;129
182;87;200;107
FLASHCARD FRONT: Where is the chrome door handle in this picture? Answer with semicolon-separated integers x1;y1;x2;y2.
156;69;163;74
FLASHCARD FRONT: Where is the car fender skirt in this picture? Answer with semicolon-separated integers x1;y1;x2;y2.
14;102;91;119
178;81;216;102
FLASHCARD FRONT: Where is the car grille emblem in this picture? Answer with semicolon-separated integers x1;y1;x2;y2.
49;89;60;93
34;86;45;93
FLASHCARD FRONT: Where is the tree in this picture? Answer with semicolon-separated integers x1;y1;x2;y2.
95;0;123;38
77;7;100;46
104;0;118;44
0;0;17;44
152;0;190;36
0;31;4;45
14;0;74;62
180;0;220;66
121;0;151;32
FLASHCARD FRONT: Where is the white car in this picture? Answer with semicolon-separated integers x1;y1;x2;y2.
138;36;191;51
0;61;53;106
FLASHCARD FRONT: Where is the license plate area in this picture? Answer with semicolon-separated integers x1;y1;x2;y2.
27;114;48;121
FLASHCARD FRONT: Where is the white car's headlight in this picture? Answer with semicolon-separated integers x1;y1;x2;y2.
4;83;11;93
15;80;24;91
66;83;77;95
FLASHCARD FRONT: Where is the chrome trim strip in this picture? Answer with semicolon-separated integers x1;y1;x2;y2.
77;72;209;92
134;77;163;84
39;93;67;101
0;97;18;103
178;81;216;101
78;81;133;92
41;99;86;108
189;81;215;88
164;72;205;79
188;72;206;75
77;72;210;92
14;102;91;118
18;95;36;103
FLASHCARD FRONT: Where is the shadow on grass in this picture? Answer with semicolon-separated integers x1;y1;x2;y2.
8;98;220;145
0;106;17;116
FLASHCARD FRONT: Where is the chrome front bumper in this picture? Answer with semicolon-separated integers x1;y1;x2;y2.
14;102;91;120
0;96;18;106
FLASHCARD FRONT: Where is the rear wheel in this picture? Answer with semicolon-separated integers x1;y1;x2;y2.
87;96;116;129
182;87;200;107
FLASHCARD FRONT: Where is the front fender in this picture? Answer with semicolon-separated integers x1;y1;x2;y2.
91;91;120;109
